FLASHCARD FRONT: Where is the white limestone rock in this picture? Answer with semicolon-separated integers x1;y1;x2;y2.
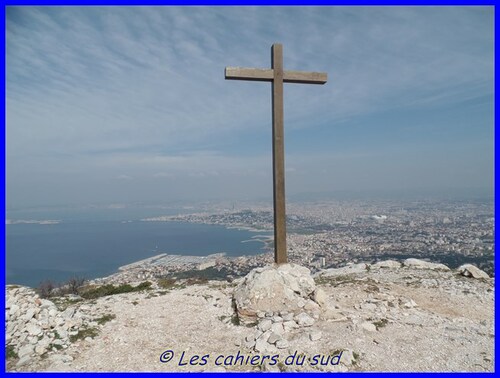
35;345;47;355
39;299;57;310
372;260;401;269
313;288;328;306
267;332;282;344
320;304;347;322
458;264;489;279
26;324;43;336
212;366;227;372
403;258;450;271
16;356;32;367
304;299;320;312
339;349;356;367
63;307;76;319
316;263;369;278
258;330;272;343
9;304;20;317
295;312;315;327
255;337;278;354
270;322;285;336
283;320;299;332
258;319;272;332
24;308;37;322
233;264;316;323
18;344;34;359
402;299;417;308
275;339;289;349
309;330;322;341
360;321;377;333
243;336;256;349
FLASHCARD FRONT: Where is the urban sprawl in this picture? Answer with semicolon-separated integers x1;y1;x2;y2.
94;199;494;285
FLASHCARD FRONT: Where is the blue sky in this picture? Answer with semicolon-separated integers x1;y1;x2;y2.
6;6;494;208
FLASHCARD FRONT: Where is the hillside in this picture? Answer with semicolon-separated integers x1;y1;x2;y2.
6;259;494;372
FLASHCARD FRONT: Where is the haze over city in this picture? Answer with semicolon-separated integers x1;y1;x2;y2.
6;6;493;209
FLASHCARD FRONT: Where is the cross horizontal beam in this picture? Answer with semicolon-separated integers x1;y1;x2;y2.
225;67;327;84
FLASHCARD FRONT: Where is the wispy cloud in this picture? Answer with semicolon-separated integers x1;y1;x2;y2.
6;6;493;207
116;174;133;180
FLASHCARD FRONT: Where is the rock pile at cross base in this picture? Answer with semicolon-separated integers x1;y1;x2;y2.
233;263;323;322
232;263;334;354
5;259;494;372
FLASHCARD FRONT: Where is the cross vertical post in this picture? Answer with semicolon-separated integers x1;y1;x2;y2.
225;43;327;264
271;44;287;264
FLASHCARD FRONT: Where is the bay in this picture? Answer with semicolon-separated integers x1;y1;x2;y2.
6;220;270;288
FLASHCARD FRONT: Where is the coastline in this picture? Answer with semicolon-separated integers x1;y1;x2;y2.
6;219;272;288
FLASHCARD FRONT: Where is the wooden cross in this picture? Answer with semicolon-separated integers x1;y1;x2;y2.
225;43;327;264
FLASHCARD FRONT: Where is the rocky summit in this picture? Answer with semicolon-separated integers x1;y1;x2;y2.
6;286;115;369
5;259;494;372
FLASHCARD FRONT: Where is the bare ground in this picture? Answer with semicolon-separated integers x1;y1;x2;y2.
9;267;494;372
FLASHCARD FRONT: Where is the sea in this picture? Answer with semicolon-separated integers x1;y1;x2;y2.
5;207;271;287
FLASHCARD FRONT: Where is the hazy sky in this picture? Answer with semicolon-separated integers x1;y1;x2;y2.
6;6;494;208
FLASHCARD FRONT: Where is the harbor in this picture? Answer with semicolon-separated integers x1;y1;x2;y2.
118;252;226;271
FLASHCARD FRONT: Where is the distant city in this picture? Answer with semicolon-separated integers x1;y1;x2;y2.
95;198;494;285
